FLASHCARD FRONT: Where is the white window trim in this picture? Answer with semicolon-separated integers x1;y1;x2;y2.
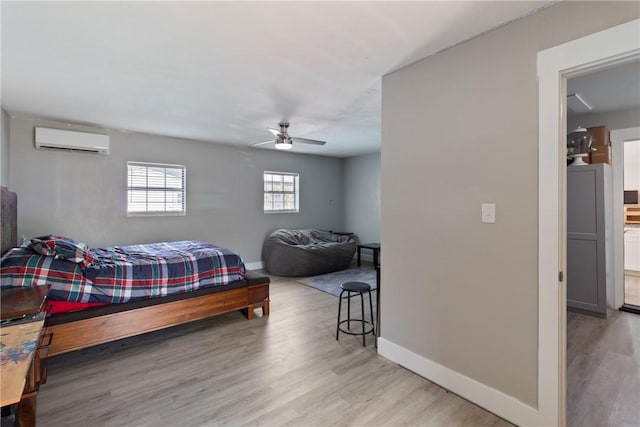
263;171;299;213
127;161;186;217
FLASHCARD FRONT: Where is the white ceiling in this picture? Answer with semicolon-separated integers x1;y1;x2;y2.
567;60;640;117
2;1;550;158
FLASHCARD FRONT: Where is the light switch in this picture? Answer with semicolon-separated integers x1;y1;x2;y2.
482;203;496;224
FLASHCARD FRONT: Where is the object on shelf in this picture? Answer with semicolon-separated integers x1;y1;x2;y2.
624;190;639;205
567;126;593;166
587;125;611;165
625;205;640;224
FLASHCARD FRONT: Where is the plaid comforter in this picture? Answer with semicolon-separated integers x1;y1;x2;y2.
1;241;245;304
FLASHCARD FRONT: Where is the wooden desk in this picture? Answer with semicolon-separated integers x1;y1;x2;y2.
1;319;45;407
1;286;51;427
1;286;50;321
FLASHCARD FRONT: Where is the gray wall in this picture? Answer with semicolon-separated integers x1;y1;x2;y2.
8;116;344;264
568;106;640;132
343;152;380;245
1;109;9;187
381;1;639;407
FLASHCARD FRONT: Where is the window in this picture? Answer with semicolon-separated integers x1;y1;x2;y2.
127;162;186;216
264;171;299;213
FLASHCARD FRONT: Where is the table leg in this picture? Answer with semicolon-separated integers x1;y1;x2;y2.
16;394;36;427
375;265;381;347
357;246;362;266
347;292;351;330
373;249;379;268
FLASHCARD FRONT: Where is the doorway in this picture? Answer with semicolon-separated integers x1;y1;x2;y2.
565;61;640;318
537;18;640;426
564;62;640;425
622;139;640;310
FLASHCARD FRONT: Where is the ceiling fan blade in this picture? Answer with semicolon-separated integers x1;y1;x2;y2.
267;128;282;138
292;137;326;146
251;140;276;147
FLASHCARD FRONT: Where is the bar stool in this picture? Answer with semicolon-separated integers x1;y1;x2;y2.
336;281;375;346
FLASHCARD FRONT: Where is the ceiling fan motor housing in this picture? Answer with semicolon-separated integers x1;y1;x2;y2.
279;122;290;135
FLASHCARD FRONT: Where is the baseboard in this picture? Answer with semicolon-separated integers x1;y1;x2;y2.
625;269;640;277
244;261;263;271
620;304;640;314
377;338;540;426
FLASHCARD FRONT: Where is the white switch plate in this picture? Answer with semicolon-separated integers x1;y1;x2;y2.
482;203;496;224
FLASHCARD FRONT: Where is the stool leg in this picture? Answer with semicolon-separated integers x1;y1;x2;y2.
347;291;351;330
336;290;344;340
368;290;375;336
360;292;366;346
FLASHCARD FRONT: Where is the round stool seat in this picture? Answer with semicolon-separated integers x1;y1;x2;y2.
336;281;375;346
340;281;371;292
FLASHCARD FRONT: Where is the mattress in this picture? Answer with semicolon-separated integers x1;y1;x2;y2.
1;239;245;306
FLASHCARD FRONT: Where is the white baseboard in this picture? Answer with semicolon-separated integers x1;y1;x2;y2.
377;338;540;426
244;261;263;271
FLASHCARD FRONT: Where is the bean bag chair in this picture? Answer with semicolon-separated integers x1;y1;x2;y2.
263;229;356;277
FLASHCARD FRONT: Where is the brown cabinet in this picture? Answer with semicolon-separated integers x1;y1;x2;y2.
587;126;611;165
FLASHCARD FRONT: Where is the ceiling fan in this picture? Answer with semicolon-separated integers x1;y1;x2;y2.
252;122;326;150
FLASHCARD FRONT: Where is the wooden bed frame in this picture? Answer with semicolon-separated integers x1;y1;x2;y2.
45;279;269;356
1;186;270;357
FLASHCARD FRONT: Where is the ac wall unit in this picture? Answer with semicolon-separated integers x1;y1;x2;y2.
35;127;110;154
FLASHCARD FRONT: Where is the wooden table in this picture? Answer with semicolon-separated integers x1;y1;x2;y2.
1;285;50;427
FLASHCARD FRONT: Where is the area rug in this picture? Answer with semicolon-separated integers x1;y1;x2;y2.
297;267;377;297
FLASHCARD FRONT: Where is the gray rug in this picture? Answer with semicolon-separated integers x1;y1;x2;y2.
297;267;377;297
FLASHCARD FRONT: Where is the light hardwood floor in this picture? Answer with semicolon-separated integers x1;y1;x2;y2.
33;275;512;427
624;273;640;306
567;310;640;427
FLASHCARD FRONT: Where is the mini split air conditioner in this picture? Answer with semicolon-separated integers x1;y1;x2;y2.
35;127;110;155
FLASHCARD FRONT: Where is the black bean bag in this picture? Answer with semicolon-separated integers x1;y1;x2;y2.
262;229;356;277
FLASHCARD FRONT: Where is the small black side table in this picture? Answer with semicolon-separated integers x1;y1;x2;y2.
357;243;380;267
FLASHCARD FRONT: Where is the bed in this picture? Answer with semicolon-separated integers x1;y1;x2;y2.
0;187;270;356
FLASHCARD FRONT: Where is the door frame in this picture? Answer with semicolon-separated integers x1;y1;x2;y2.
537;19;640;426
612;127;640;308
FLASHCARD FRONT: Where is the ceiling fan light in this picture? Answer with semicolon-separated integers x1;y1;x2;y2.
275;138;293;150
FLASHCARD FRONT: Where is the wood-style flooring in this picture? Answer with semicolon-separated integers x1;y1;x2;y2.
1;274;635;426
625;273;640;306
567;310;640;427
33;274;512;427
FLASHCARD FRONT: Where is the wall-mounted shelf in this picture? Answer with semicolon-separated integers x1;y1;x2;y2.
625;205;640;224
